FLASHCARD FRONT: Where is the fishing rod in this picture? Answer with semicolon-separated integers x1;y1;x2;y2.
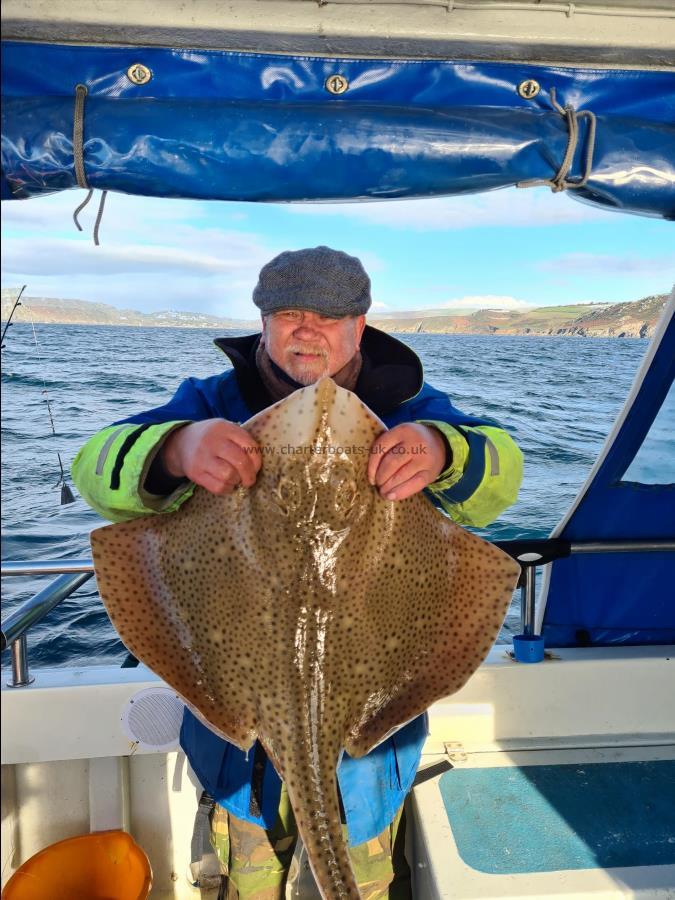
1;284;26;349
27;310;77;505
2;289;76;505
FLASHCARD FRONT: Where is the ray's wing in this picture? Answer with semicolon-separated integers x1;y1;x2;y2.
340;494;520;758
91;488;262;750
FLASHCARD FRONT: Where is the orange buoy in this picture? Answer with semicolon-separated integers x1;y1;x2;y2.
2;830;152;900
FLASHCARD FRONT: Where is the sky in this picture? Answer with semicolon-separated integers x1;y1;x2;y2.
2;187;673;320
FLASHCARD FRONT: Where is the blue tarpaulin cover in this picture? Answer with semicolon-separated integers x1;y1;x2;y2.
1;41;674;218
541;296;675;647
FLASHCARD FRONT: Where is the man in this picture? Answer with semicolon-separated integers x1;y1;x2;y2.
72;246;523;899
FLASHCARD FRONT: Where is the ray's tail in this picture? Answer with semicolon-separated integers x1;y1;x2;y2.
264;735;361;900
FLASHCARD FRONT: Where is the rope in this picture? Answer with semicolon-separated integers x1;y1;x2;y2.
72;83;108;245
93;190;108;247
73;84;89;190
315;0;673;17
517;87;596;194
72;189;94;232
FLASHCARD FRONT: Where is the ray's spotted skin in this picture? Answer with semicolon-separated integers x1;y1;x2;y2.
91;377;521;900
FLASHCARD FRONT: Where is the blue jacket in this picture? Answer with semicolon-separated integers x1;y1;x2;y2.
73;327;523;844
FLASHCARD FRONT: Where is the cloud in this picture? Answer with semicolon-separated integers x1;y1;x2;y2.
2;195;267;268
1;192;278;316
1;190;392;316
538;253;675;276
284;189;609;231
1;229;276;317
2;237;266;277
1;191;230;235
2;187;606;240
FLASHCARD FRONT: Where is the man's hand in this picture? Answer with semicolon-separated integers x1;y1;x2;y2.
368;423;447;501
161;419;261;496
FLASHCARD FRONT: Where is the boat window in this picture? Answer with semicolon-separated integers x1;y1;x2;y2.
620;379;675;486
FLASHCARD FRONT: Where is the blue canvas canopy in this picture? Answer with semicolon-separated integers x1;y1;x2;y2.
1;41;674;218
539;293;675;647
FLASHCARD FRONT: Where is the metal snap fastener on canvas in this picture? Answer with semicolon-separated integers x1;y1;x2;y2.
325;74;349;95
517;79;541;100
127;64;152;85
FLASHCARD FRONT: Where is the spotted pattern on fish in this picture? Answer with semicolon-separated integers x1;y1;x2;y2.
90;377;521;899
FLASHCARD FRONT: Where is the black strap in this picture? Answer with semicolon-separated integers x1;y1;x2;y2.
190;791;223;897
191;790;217;867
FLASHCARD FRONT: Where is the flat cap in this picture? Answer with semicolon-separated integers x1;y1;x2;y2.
253;246;371;318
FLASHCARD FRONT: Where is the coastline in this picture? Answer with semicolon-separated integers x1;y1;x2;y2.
1;291;667;339
0;318;655;338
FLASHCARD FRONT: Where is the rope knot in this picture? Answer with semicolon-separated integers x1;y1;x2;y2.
518;87;597;195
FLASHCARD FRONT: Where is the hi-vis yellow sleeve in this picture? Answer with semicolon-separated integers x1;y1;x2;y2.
71;421;195;522
419;420;524;528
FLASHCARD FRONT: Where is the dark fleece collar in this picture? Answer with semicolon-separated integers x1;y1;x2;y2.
213;325;423;418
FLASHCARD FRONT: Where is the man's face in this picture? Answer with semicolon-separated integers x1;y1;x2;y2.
262;310;366;385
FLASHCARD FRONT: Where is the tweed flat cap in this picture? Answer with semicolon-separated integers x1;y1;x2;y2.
253;246;371;318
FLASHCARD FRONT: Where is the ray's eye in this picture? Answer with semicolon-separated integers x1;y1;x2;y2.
333;475;358;519
272;474;302;517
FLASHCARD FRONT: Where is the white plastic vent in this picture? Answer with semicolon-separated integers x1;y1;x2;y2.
121;686;184;751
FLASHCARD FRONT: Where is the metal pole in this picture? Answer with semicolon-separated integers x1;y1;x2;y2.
1;571;94;651
9;634;34;687
2;559;94;577
570;540;675;554
520;566;537;636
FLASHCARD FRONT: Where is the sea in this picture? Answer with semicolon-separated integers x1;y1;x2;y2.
0;324;650;670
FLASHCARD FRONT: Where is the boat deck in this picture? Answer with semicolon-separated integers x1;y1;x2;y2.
411;744;675;899
3;646;675;897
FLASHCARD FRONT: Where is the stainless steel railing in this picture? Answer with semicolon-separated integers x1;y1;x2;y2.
493;538;675;638
2;564;95;686
2;559;95;577
2;540;674;686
